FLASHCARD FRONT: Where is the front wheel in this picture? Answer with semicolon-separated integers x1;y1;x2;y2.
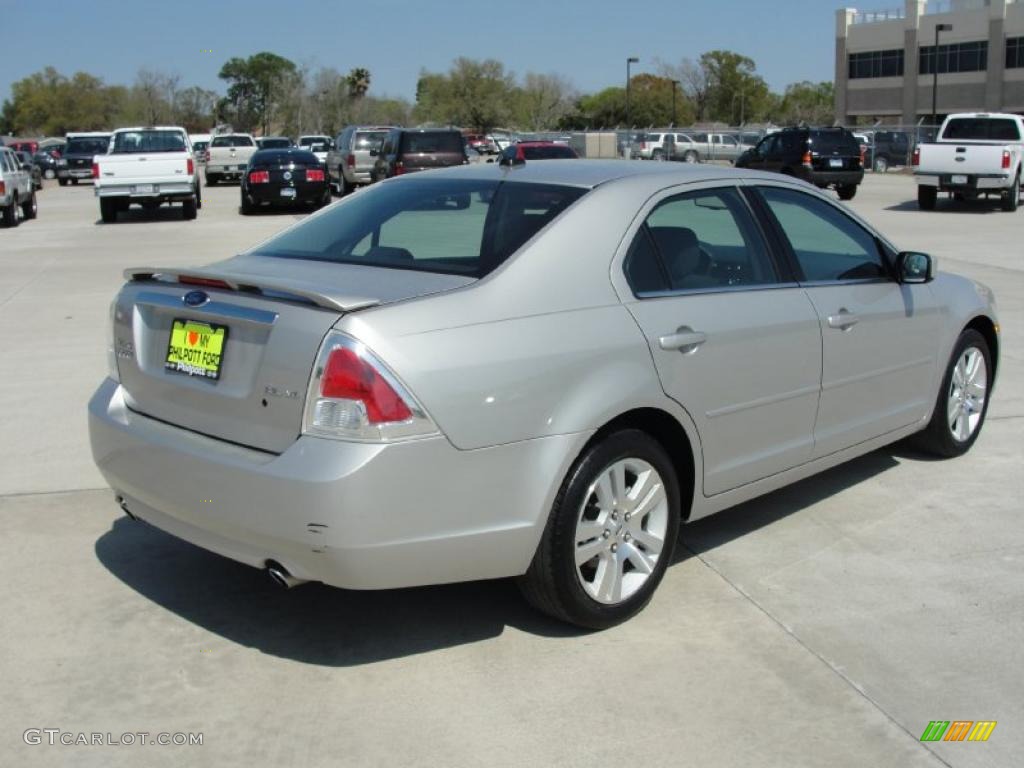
683;151;698;164
518;429;680;629
1001;174;1020;212
837;184;857;201
58;178;68;187
913;329;993;458
917;185;937;211
44;169;56;180
652;150;665;161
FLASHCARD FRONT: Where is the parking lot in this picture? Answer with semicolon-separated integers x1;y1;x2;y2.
1;174;1021;767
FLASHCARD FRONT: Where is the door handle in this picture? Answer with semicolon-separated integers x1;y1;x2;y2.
827;310;859;330
658;327;707;353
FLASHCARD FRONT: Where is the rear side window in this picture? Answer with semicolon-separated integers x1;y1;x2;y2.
247;179;586;278
758;187;888;282
625;188;777;294
941;118;1021;141
400;132;464;154
520;145;577;159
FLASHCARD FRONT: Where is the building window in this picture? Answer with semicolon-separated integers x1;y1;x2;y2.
848;49;905;79
919;41;988;74
1008;37;1024;69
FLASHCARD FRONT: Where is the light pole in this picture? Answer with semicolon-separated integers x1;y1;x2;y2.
671;79;680;126
931;23;952;128
625;57;639;128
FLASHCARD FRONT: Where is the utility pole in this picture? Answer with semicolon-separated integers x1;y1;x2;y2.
671;79;680;126
626;57;639;128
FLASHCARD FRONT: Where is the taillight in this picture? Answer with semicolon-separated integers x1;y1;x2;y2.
249;170;270;184
178;276;232;289
187;158;194;175
92;162;99;179
346;153;355;168
801;151;813;166
1002;150;1011;170
204;150;211;162
0;181;5;196
303;332;436;442
912;147;920;166
305;168;325;182
859;146;866;165
393;160;405;176
641;142;647;150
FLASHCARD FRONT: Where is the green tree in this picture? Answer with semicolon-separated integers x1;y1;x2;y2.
515;72;576;131
776;81;835;125
699;50;771;125
570;75;691;128
414;58;515;133
346;68;371;99
174;86;219;133
218;52;297;134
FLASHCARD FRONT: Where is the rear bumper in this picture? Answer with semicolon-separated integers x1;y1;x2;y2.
809;170;864;186
914;172;1011;191
246;182;326;205
95;182;195;199
206;165;246;177
59;167;93;179
88;378;584;590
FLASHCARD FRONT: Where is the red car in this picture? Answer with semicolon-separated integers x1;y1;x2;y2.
501;141;579;162
7;140;39;155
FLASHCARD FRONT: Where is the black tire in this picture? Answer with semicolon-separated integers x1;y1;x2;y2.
44;169;56;180
58;178;68;187
71;178;78;186
195;184;202;210
518;429;681;629
683;151;698;164
341;177;354;196
873;156;888;173
205;174;218;187
99;197;118;224
912;329;993;458
21;190;38;220
1001;174;1019;212
318;187;332;209
918;185;937;211
181;195;197;220
239;190;256;215
652;149;665;161
2;197;18;227
837;184;857;201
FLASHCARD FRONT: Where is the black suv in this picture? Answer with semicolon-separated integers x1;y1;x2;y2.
736;127;864;200
370;129;467;181
867;130;911;173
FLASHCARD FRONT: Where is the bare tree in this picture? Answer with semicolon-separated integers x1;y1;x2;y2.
134;69;180;125
656;57;709;122
519;72;577;131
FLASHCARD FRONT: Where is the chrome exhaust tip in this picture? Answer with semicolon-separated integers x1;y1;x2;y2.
266;561;307;589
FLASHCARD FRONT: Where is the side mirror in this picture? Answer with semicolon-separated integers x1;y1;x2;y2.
897;251;935;283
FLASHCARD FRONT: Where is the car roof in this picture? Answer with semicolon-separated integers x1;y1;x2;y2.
420;158;813;191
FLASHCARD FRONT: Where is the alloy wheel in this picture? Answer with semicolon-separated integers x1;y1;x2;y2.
574;458;668;605
947;346;987;442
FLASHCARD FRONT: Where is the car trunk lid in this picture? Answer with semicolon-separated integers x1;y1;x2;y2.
114;255;474;453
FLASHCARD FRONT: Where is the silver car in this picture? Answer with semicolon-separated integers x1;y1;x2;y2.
89;161;999;628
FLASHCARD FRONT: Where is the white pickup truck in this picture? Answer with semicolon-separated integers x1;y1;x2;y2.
204;134;258;185
93;127;200;223
913;112;1024;212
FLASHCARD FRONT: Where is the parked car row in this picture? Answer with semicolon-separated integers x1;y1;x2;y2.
0;145;40;227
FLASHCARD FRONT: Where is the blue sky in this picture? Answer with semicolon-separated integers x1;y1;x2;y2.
1;0;856;101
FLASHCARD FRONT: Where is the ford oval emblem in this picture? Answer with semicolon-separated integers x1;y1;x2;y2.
183;290;209;307
283;171;292;181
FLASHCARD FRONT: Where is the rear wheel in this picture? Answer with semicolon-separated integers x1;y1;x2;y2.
1001;173;1020;212
58;178;68;187
21;190;38;220
71;178;78;186
2;196;19;227
44;169;56;180
837;184;857;201
873;156;888;173
181;195;197;220
99;197;118;224
518;429;680;629
913;329;992;458
205;174;218;187
652;149;665;161
342;177;354;196
917;185;937;211
239;190;256;215
683;151;698;163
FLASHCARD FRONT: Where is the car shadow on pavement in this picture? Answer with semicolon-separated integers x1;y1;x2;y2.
676;448;900;560
93;209;194;225
94;447;903;666
885;199;1002;214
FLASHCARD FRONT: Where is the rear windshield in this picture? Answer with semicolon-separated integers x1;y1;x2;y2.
247;178;587;278
299;136;330;147
211;135;254;147
520;145;577;160
941;118;1021;142
111;130;187;154
400;132;464;154
193;141;209;151
808;130;860;154
260;138;293;148
65;137;110;155
354;131;388;150
251;149;319;166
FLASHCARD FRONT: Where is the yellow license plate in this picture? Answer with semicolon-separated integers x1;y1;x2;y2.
164;319;228;380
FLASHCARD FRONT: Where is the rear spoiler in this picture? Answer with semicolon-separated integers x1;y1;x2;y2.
124;267;380;313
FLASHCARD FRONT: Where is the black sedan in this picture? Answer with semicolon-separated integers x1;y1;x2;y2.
240;149;331;214
32;150;61;180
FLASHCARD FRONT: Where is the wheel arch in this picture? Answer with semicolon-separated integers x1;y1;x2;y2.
965;314;999;382
580;407;697;521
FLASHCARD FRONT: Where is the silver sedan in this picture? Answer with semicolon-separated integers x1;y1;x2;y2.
89;161;999;628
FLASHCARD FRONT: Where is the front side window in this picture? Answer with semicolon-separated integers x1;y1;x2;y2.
757;187;888;282
247;178;586;278
624;187;778;295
